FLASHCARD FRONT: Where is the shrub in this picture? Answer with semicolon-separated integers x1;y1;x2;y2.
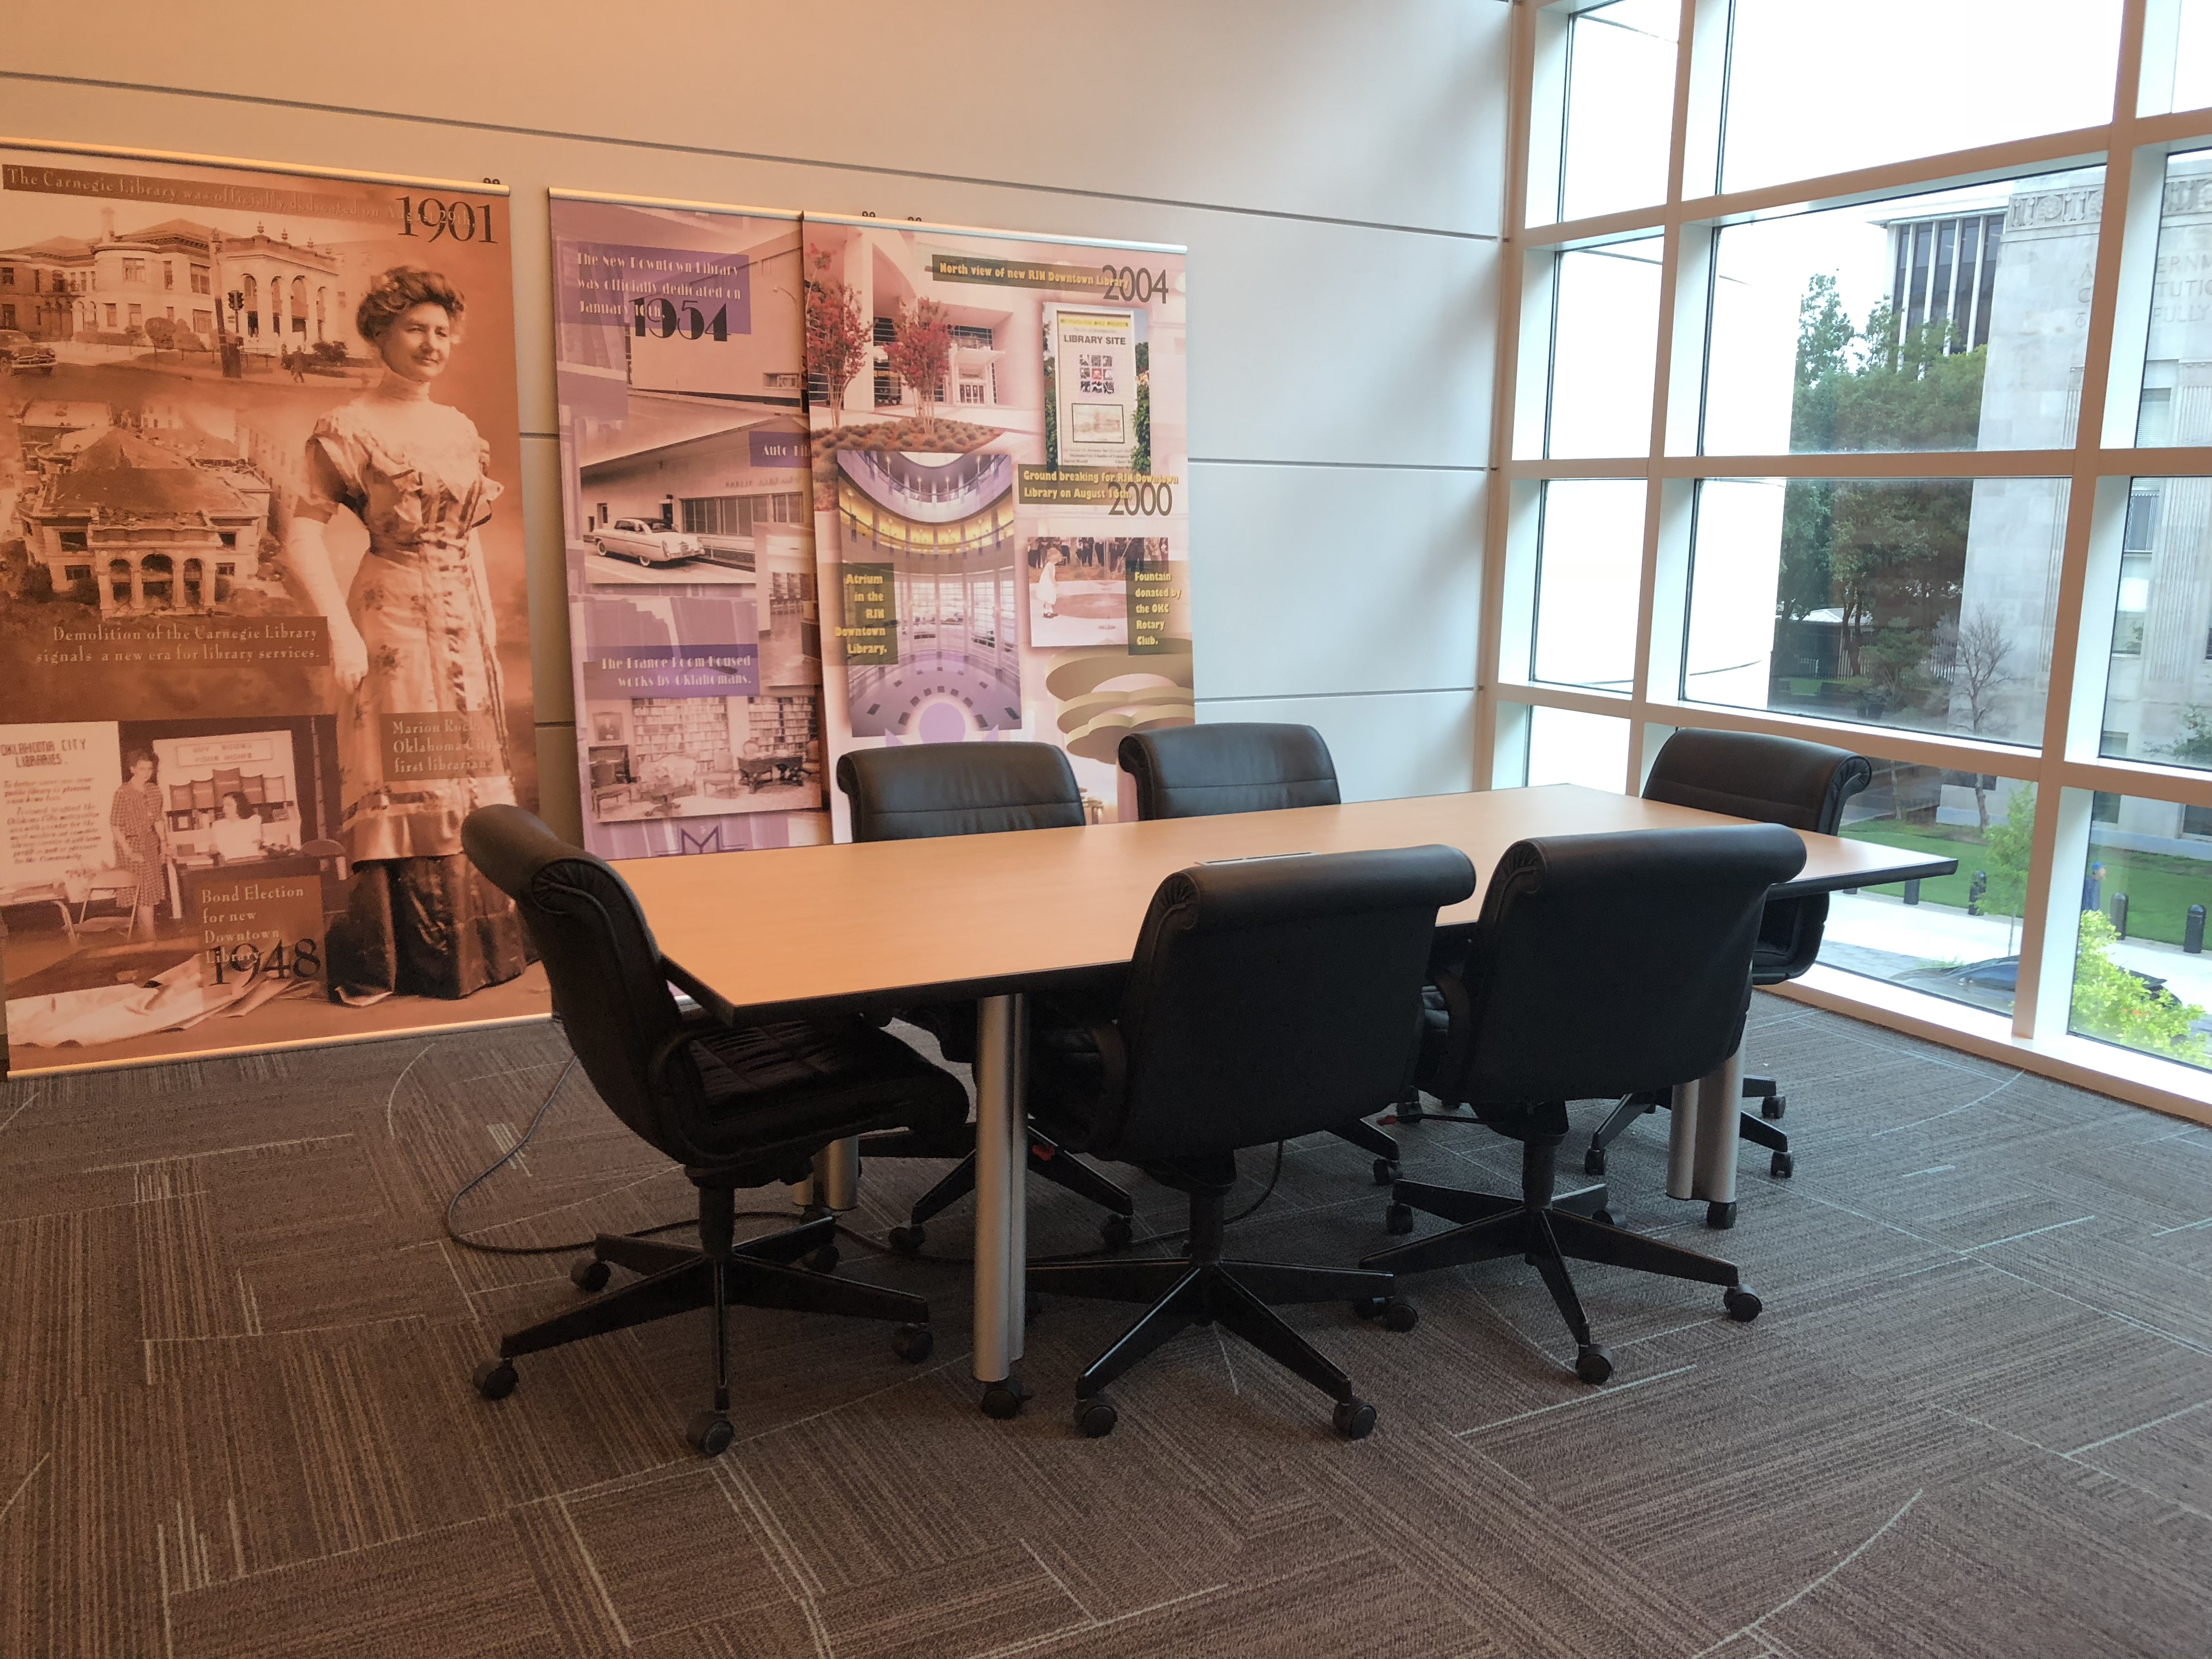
2070;909;2211;1062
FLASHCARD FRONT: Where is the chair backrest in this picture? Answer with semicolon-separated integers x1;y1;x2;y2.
1439;825;1807;1108
1093;845;1476;1164
1641;729;1871;983
1118;723;1342;821
461;804;716;1168
836;742;1085;842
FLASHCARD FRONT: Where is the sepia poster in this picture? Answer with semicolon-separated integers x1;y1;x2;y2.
0;140;541;1073
802;215;1193;838
548;191;827;859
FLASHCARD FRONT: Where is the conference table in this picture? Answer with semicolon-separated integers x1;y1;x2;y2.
614;783;1956;1413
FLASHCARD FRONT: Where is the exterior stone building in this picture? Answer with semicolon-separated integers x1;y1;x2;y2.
22;429;264;613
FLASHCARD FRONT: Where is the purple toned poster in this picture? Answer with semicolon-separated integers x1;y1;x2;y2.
548;191;826;856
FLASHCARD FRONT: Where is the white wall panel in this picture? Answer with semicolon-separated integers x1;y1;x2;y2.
1189;462;1481;701
1197;690;1476;802
2;2;1509;237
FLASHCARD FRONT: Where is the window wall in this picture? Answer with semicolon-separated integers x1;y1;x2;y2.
1490;0;2212;1114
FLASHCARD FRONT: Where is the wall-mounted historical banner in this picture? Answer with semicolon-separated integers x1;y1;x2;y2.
549;190;827;859
0;139;540;1074
802;216;1193;838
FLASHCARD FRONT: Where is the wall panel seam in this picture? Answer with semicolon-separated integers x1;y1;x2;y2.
0;70;1503;243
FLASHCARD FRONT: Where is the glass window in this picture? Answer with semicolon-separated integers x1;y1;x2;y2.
1559;1;1678;222
1523;704;1630;791
1702;169;2105;455
2137;150;2212;446
2155;0;2212;114
1819;760;2039;1016
1685;475;2064;747
2100;478;2212;768
1544;239;1661;458
2069;795;2212;1070
1532;479;1644;691
1721;1;2121;195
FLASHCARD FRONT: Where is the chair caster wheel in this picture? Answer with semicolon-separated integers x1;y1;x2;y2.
1372;1157;1399;1187
892;1323;933;1363
471;1358;517;1400
1384;1202;1415;1235
1076;1397;1117;1438
1574;1345;1614;1385
1724;1285;1763;1322
569;1257;610;1293
1380;1297;1419;1333
1590;1207;1616;1229
805;1242;840;1274
1333;1399;1377;1440
981;1378;1030;1419
1705;1201;1737;1230
1099;1213;1133;1250
1763;1094;1786;1120
1352;1295;1385;1320
1583;1145;1606;1177
1770;1150;1794;1178
686;1410;735;1458
888;1224;925;1255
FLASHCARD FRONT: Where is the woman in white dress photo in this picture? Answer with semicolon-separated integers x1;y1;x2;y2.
285;266;530;1003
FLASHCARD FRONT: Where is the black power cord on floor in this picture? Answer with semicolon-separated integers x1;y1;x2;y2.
441;1055;786;1257
835;1139;1289;1266
443;1048;1292;1265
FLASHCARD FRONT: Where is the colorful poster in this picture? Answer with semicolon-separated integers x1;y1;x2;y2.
549;191;827;857
0;140;539;1074
802;216;1193;836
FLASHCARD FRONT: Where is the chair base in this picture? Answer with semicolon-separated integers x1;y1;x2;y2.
474;1194;931;1455
1030;1187;1397;1436
1361;1136;1758;1381
865;1124;1135;1247
1584;1078;1793;1188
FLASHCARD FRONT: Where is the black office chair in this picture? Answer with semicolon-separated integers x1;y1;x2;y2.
1583;731;1872;1210
837;743;1138;1251
1118;723;1407;1187
1028;844;1477;1437
1364;825;1805;1384
459;805;969;1458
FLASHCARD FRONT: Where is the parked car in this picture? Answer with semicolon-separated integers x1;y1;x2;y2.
588;518;702;565
1921;954;2170;999
0;330;57;374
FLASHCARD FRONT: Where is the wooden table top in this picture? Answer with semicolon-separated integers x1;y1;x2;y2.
618;784;1957;1020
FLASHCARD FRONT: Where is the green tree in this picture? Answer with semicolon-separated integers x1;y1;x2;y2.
1132;340;1150;476
1981;783;2038;936
1775;276;1990;715
2072;908;2210;1062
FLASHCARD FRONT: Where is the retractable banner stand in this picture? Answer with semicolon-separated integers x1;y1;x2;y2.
801;216;1193;837
0;140;540;1074
548;192;827;859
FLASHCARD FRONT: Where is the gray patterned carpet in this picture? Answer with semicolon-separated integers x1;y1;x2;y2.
3;994;2210;1658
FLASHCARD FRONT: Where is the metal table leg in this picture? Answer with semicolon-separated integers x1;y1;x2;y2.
973;993;1029;1415
1666;1044;1743;1229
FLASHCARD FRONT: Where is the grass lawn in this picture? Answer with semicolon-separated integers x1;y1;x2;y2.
1840;819;2212;947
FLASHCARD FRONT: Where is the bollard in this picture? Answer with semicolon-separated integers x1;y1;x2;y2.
1903;878;1921;906
2188;904;2205;956
2112;891;2129;940
1967;870;1987;917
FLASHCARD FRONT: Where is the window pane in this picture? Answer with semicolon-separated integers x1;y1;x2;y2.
2155;0;2212;113
1722;1;2120;195
1547;240;1661;458
2069;795;2212;1070
1532;479;1644;691
1686;476;2063;747
1560;1;1678;222
2101;478;2212;768
2138;151;2212;445
1524;705;1630;791
1703;168;2106;455
1819;760;2038;1017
